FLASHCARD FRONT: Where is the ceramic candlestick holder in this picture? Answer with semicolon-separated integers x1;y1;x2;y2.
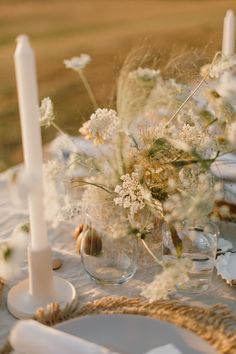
7;246;77;319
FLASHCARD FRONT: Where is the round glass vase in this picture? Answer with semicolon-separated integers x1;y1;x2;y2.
162;221;219;293
80;225;138;285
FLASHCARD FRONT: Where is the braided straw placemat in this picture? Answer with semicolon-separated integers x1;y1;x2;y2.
1;296;236;354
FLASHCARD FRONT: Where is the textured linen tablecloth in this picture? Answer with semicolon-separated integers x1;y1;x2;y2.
0;168;236;347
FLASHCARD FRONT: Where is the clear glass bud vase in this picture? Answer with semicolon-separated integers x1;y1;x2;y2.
162;220;219;293
80;218;138;285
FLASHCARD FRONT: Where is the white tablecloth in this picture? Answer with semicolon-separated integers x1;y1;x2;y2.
0;168;236;347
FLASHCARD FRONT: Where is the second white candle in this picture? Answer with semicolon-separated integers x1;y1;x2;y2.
222;9;235;56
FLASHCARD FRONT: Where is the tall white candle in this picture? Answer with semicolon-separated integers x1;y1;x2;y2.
222;9;235;56
14;35;48;250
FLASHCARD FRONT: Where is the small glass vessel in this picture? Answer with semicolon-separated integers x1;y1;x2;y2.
162;221;219;293
80;219;138;285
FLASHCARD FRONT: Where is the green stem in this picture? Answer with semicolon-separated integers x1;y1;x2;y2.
72;181;113;194
116;132;126;176
78;69;98;110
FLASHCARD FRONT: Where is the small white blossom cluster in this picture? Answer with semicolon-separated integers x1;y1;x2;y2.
129;67;160;81
208;55;236;79
141;258;190;301
176;123;218;159
0;223;29;280
79;108;120;144
39;97;55;128
114;172;147;215
64;54;91;71
164;175;223;226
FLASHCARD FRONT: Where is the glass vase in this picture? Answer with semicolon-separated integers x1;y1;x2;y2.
80;223;138;285
162;221;219;293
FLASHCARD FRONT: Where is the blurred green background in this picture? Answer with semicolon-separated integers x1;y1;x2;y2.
1;0;236;171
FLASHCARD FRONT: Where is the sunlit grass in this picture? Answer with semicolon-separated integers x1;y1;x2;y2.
0;0;235;171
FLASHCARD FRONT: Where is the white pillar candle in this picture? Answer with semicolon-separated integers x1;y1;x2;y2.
222;9;235;56
14;35;48;250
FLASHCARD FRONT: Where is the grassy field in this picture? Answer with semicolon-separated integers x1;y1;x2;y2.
0;0;236;170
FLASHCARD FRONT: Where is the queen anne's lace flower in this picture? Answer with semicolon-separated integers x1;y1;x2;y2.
129;67;160;81
64;54;91;71
79;108;120;144
202;55;236;79
114;172;147;215
39;97;55;127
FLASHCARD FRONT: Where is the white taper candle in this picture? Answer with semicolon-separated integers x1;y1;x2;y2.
14;35;48;250
222;9;235;56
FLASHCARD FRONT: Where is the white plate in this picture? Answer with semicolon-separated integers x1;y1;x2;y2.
55;314;217;354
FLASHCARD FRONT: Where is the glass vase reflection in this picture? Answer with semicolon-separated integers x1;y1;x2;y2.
162;221;219;293
80;225;138;285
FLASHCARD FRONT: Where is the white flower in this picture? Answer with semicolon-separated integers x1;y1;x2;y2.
141;259;190;301
114;172;147;215
208;55;236;79
39;97;55;128
79;108;120;144
176;123;218;159
129;67;160;81
164;174;221;225
0;222;30;280
64;54;91;71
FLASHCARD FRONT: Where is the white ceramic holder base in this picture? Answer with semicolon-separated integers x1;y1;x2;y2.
7;246;77;319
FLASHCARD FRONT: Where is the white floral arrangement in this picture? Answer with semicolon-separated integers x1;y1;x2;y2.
3;50;236;300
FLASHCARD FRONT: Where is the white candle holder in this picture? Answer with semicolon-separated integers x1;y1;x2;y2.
7;246;77;319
